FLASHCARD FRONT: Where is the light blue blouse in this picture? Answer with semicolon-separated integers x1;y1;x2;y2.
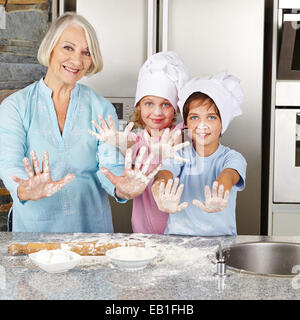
161;144;247;236
0;78;125;232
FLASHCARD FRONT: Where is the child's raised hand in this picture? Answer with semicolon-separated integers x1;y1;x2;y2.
100;146;161;199
149;128;190;163
192;181;230;213
152;177;189;213
88;114;135;154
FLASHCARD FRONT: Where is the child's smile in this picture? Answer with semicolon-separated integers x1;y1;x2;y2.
186;98;222;156
195;121;211;139
150;118;164;124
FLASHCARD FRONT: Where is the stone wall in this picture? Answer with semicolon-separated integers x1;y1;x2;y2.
0;0;50;230
0;0;49;99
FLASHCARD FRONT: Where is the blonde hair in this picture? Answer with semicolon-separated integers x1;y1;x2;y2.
37;12;103;75
130;108;146;129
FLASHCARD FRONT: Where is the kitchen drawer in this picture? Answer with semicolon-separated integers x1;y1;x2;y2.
273;212;300;236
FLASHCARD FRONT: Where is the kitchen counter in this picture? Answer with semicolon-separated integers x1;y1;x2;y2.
0;232;300;300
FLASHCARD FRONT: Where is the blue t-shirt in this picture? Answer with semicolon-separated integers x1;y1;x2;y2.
161;144;247;236
0;78;125;232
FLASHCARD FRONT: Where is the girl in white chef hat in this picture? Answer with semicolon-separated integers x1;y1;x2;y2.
89;51;190;234
151;71;247;236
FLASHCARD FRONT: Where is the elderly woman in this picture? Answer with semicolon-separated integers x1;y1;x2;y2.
0;12;130;232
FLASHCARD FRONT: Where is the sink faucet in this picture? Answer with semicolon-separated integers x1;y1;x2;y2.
215;242;227;277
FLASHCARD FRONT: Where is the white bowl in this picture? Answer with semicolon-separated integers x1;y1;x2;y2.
29;249;81;273
106;246;156;270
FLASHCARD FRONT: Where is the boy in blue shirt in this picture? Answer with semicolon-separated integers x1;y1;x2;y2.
151;71;247;236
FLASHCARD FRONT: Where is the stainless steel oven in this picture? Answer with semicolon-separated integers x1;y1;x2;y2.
274;2;300;203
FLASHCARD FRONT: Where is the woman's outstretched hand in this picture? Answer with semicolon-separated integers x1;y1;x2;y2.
100;146;161;199
11;151;75;201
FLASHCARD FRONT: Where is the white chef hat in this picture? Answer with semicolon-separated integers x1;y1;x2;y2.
134;51;189;110
178;71;244;134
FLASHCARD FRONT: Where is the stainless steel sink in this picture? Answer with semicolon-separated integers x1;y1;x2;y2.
215;241;300;277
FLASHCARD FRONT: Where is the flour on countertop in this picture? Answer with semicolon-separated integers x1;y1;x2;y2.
107;246;155;261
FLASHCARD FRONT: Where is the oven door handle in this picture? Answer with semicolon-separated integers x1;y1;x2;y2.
283;13;300;21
